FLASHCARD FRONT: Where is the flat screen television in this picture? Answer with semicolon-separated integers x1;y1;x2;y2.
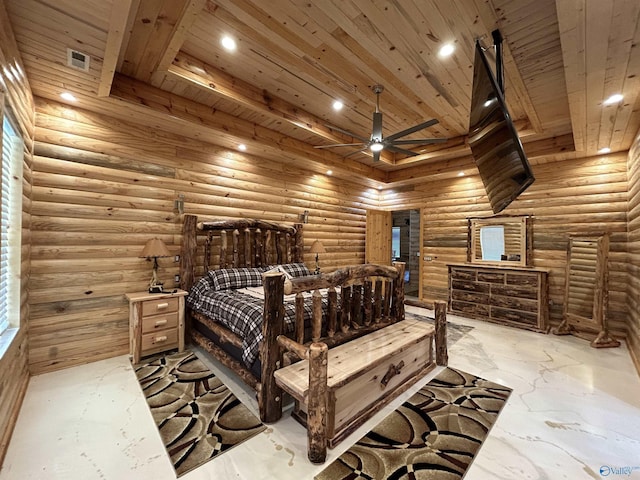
468;40;534;214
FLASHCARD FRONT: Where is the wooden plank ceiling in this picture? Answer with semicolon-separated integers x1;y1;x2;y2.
5;0;640;184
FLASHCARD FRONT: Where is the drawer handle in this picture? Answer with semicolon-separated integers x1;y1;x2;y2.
154;335;168;343
154;319;168;328
156;302;169;310
380;360;405;389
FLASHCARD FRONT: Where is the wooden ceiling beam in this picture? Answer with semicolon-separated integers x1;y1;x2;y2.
153;0;207;78
168;52;395;164
98;0;136;97
109;73;387;184
473;0;544;134
386;132;576;184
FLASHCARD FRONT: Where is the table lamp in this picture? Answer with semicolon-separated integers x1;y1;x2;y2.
310;240;326;274
140;238;171;292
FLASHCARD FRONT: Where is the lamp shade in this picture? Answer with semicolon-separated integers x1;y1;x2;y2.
139;238;171;258
310;240;326;254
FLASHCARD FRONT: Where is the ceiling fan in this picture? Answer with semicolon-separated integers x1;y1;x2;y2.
315;84;447;162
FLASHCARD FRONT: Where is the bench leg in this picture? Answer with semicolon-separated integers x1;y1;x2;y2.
307;342;328;464
434;300;448;366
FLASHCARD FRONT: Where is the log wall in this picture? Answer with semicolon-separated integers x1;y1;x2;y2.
628;135;640;374
380;152;629;335
0;0;33;465
29;97;378;374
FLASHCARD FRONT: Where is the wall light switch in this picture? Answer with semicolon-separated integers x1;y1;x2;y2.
174;255;180;262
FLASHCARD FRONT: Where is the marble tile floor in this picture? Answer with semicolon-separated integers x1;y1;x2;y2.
2;306;640;480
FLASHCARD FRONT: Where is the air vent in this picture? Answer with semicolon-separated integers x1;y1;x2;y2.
66;48;90;72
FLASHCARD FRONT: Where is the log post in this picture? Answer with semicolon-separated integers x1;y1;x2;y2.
351;284;362;327
392;261;405;321
295;293;304;344
312;288;322;342
374;279;382;322
244;227;251;267
328;287;337;337
179;214;197;292
260;272;285;423
294;223;304;262
363;279;372;326
204;231;212;272
307;342;328;464
255;228;263;267
232;229;239;266
434;300;448;366
220;230;228;268
340;286;351;333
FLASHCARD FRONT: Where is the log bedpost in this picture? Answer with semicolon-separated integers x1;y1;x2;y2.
180;214;198;293
434;300;448;366
260;272;286;423
307;342;328;464
392;261;405;321
294;223;304;262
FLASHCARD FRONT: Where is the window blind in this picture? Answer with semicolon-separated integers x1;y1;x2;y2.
0;114;21;335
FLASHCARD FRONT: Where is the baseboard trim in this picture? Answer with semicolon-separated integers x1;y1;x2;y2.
628;333;640;379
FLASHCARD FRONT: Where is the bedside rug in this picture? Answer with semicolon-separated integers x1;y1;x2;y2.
315;367;511;480
134;350;266;477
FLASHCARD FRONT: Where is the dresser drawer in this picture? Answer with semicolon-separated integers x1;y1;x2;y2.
142;312;179;333
141;328;179;353
142;297;179;316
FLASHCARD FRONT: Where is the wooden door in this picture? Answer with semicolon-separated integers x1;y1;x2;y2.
365;210;391;264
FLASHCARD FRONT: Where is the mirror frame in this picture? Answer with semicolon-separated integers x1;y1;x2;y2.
467;215;533;267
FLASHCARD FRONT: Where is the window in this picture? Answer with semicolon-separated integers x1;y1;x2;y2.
0;106;23;336
392;227;400;260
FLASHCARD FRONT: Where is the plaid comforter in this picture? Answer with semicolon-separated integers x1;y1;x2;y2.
188;280;324;368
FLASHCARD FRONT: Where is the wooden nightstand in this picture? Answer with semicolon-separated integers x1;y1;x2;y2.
125;289;189;364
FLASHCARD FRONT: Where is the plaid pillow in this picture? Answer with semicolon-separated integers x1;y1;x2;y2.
278;263;312;278
186;275;215;311
264;265;293;280
207;267;266;291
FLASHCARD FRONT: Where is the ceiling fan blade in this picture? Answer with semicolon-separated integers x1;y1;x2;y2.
390;138;449;145
371;112;383;141
325;124;370;143
343;148;368;159
385;118;439;142
385;145;421;157
313;143;367;149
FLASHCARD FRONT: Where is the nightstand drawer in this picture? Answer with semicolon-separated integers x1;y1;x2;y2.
142;312;179;333
141;329;179;353
142;297;179;316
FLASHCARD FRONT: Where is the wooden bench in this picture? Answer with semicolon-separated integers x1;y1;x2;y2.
274;301;448;464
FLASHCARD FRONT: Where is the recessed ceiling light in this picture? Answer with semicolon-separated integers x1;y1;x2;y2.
598;147;611;154
326;170;333;175
332;100;343;111
377;185;383;190
457;171;465;177
221;35;237;52
438;43;455;58
603;93;623;105
60;92;77;101
237;144;247;151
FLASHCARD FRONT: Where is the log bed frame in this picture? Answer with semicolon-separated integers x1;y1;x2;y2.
179;215;447;462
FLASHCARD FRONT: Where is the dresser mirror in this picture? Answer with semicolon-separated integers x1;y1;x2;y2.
467;215;532;267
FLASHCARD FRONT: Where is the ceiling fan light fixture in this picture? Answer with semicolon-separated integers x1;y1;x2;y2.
370;142;384;152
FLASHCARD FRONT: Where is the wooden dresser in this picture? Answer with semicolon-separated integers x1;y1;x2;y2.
126;290;188;364
448;263;549;332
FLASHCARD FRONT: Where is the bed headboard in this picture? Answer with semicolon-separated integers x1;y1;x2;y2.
180;215;304;292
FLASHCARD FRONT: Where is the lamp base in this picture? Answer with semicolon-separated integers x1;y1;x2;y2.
148;283;164;294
